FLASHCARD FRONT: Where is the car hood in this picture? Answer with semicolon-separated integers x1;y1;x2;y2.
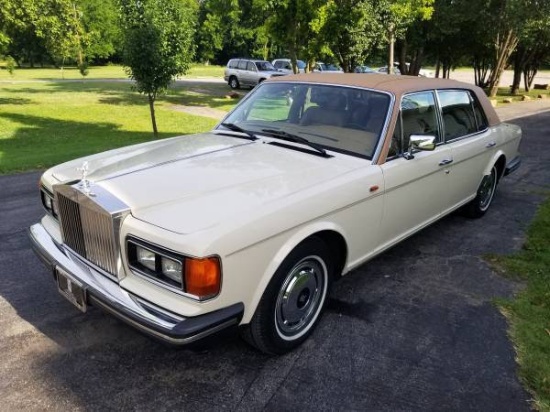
49;132;364;234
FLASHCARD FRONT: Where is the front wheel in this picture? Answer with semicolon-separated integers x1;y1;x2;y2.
243;237;332;354
463;165;498;218
229;76;240;89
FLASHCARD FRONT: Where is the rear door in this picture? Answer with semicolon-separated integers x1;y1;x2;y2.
436;89;495;213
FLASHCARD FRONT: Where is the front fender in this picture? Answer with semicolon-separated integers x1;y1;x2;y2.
242;221;348;324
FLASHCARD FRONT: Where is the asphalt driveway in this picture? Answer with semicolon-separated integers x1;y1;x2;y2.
1;112;548;411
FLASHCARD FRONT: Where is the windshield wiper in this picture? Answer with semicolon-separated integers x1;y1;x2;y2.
220;123;258;141
261;129;329;157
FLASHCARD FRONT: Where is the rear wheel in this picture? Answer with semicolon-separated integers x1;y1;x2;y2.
229;76;240;89
463;165;498;218
243;237;332;354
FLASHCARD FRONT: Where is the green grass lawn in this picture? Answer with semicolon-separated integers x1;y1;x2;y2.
493;87;550;104
0;79;239;173
0;63;224;80
489;199;550;411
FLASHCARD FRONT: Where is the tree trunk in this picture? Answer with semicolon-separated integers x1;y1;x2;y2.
511;46;527;95
488;30;519;97
435;58;440;79
398;40;408;75
387;25;395;75
524;66;538;91
148;93;158;138
409;48;424;77
511;61;522;96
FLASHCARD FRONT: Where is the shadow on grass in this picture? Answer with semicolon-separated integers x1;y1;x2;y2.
0;112;179;174
0;97;33;105
1;80;244;112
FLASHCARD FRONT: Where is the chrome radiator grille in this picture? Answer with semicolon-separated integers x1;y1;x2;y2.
55;184;130;278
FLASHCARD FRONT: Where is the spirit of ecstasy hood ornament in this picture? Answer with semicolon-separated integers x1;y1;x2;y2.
77;161;95;196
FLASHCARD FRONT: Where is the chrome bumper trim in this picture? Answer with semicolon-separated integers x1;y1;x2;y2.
28;223;244;345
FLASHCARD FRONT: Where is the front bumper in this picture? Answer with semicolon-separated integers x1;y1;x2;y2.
29;223;244;345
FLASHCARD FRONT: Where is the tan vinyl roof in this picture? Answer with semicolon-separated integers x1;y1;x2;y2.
269;73;499;126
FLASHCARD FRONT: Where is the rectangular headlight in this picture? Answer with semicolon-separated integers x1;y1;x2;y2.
127;238;221;300
161;256;182;283
40;187;58;219
127;239;184;289
136;246;156;272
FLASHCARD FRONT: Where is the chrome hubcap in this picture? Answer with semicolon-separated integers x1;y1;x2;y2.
479;168;497;211
275;256;326;340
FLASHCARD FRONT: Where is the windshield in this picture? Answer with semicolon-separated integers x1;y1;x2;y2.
255;61;276;71
219;83;391;159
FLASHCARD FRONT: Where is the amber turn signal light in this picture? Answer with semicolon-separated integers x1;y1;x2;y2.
185;257;221;299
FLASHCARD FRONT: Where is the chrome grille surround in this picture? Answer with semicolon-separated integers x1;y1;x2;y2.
54;183;130;280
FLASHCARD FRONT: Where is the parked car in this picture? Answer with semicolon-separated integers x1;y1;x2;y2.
354;65;376;73
379;63;434;77
377;65;401;75
313;62;343;72
272;58;306;74
224;58;285;89
30;73;521;355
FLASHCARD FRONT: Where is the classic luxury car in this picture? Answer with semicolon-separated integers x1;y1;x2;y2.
29;74;522;354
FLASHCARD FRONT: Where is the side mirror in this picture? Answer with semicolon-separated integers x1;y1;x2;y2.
410;134;436;151
403;135;436;160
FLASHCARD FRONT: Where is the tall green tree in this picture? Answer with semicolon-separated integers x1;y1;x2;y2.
1;0;90;69
483;0;546;97
196;0;267;64
256;0;318;73
79;0;121;61
119;0;198;137
313;0;380;72
510;1;550;94
377;0;434;75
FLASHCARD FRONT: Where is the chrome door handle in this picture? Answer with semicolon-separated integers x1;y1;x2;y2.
486;141;496;148
439;158;453;166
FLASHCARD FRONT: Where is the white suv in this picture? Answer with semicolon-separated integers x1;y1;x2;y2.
224;59;286;89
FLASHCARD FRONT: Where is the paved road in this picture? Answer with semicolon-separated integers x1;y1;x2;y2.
1;112;549;411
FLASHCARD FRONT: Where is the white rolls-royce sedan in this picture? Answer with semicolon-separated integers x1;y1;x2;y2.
30;73;522;354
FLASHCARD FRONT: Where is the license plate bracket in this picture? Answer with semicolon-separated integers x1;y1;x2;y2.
56;267;87;312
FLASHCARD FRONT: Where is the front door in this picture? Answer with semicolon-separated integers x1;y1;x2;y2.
378;91;453;249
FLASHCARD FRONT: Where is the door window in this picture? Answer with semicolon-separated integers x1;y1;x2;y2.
396;92;439;155
438;90;478;140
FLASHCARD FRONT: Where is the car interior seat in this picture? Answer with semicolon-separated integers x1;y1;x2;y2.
300;89;347;127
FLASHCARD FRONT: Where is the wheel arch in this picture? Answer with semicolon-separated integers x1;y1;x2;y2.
494;154;507;181
242;224;348;324
484;151;506;180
